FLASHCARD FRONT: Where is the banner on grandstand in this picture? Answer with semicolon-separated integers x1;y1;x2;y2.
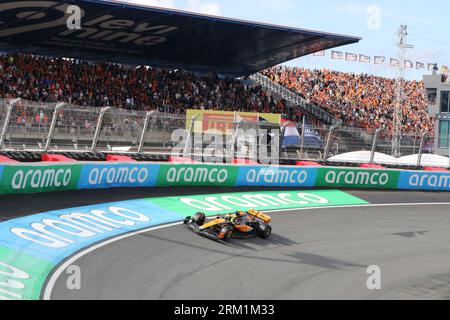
313;50;326;56
345;53;358;61
373;56;385;65
390;58;400;67
186;110;281;134
331;51;344;60
281;119;300;146
315;168;400;189
404;60;414;69
0;164;82;194
303;125;323;148
311;52;436;71
428;63;438;71
359;54;371;63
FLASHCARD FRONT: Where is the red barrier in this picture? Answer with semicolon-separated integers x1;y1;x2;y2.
232;158;258;165
42;154;76;162
359;164;385;169
0;155;18;163
106;155;137;162
296;161;322;167
424;167;449;172
169;156;197;164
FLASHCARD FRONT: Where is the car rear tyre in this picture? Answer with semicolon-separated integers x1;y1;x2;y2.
221;226;233;242
192;212;206;226
257;224;272;239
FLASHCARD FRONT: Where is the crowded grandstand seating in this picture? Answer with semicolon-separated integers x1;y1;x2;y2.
261;66;434;136
0;53;298;123
0;53;434;138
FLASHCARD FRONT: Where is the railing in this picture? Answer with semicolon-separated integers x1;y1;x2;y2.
249;73;336;124
0;98;184;153
0;98;448;167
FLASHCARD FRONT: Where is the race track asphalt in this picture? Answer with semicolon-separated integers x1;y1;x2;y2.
1;187;449;221
41;190;450;300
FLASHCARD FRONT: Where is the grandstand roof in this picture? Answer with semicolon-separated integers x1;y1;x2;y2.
0;0;361;76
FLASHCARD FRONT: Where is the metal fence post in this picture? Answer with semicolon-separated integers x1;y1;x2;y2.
412;127;419;155
44;102;65;151
228;121;242;162
323;125;339;161
369;129;382;164
279;124;286;156
299;117;306;159
91;106;111;153
162;107;167;149
138;111;154;154
416;130;428;167
0;98;20;150
183;115;199;157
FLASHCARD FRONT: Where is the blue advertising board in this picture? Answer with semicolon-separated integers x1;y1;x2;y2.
236;166;317;187
77;163;160;189
398;171;450;191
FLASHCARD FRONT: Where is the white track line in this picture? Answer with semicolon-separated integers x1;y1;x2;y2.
42;202;450;300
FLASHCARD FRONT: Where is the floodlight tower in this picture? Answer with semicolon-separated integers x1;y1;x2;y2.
392;25;414;157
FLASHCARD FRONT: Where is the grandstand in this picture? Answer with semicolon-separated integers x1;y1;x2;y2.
0;0;445;168
261;66;433;136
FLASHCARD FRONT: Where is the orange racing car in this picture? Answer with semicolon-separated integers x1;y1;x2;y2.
183;210;272;242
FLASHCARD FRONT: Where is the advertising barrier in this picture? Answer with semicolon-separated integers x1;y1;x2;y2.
0;164;81;194
156;164;239;187
78;163;160;189
315;167;400;189
398;171;450;191
0;190;367;300
0;163;450;194
236;166;317;187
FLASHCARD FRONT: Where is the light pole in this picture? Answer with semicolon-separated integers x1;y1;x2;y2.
392;25;414;157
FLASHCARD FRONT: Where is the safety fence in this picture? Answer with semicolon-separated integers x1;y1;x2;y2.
0;162;449;195
1;98;446;165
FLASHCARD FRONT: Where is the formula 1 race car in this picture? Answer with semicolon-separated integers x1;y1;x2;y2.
184;210;272;242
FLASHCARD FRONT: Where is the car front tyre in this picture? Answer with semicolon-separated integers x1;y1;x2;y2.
257;224;272;239
221;226;233;242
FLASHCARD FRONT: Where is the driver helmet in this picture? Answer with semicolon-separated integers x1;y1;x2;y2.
235;211;245;218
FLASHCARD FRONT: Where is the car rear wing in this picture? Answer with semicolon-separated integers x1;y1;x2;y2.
248;210;272;223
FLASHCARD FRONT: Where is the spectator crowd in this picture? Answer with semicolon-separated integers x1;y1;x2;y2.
0;53;293;123
262;66;433;136
0;53;434;137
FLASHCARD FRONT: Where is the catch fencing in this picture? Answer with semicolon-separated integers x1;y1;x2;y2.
0;98;445;167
